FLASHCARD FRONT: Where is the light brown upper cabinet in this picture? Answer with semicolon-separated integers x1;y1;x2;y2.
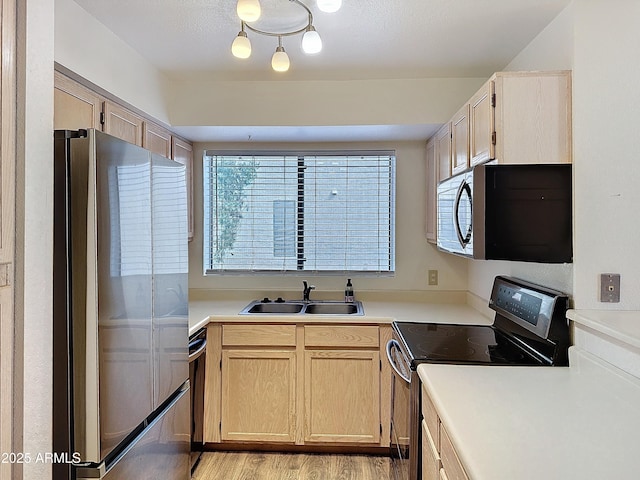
172;137;194;241
54;71;195;242
54;71;102;130
469;79;495;166
434;70;572;181
492;71;572;165
103;100;144;146
435;123;452;182
143;121;172;158
425;138;438;244
451;104;470;175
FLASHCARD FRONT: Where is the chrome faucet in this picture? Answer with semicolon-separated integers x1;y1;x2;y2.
302;281;315;302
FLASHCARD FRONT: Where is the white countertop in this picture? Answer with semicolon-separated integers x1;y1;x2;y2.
567;309;640;349
418;346;640;480
188;298;492;336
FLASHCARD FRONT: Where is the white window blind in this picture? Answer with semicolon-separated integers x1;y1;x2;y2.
203;151;395;274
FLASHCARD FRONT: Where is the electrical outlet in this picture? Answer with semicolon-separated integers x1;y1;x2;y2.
428;270;438;286
600;273;620;303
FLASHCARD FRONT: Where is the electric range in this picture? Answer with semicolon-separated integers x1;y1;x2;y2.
386;276;570;480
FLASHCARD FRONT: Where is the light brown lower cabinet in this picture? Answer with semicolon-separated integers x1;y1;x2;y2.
207;322;387;447
439;426;469;480
422;420;441;480
304;349;380;444
422;384;469;480
221;350;296;443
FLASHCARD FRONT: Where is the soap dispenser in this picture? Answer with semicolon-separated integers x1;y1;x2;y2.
345;279;354;303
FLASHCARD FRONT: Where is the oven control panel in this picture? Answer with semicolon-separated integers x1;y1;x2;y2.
493;284;543;326
489;276;565;339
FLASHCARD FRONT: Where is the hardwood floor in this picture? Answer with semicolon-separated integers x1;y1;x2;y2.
192;451;392;480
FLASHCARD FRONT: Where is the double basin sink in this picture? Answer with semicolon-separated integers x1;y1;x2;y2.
240;299;364;316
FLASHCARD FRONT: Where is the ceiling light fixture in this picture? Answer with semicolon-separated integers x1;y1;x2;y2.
231;0;340;72
271;36;290;72
231;24;252;59
236;0;262;22
316;0;342;13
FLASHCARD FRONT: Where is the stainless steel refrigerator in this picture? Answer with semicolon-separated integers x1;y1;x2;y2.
53;129;190;480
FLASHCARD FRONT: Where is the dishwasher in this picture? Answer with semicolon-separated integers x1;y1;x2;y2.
188;328;207;473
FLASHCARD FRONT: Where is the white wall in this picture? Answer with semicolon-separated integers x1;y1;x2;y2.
189;140;469;297
571;0;640;309
465;4;576;303
17;0;54;478
57;0;640;310
168;77;486;128
54;0;170;123
470;0;640;310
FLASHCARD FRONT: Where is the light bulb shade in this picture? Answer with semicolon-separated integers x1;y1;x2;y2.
316;0;342;13
302;27;322;54
232;31;252;59
271;46;290;72
237;0;261;22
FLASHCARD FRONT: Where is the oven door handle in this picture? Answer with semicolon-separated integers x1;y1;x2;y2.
188;338;207;362
386;339;411;384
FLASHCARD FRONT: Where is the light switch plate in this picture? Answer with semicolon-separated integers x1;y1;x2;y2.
600;273;620;303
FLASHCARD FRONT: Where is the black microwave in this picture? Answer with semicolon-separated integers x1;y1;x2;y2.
437;163;572;263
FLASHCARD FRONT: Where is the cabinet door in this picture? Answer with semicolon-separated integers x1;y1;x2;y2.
221;350;296;443
425;138;438;243
451;104;470;175
103;100;144;146
54;71;102;130
469;79;495;166
435;123;452;181
422;421;441;480
495;72;572;164
440;426;469;480
143;121;172;158
172;137;194;241
304;349;380;444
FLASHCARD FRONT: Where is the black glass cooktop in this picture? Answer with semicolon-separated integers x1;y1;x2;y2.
393;321;545;369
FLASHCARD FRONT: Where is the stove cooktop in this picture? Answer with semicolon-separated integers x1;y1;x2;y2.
393;322;545;368
392;276;570;370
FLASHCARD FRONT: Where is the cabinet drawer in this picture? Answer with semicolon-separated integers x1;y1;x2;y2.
304;325;379;348
440;426;469;480
222;324;296;347
422;385;440;450
422;420;441;480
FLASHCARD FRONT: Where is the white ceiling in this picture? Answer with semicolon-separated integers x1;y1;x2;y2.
71;0;572;141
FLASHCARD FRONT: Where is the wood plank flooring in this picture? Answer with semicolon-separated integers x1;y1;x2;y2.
192;451;392;480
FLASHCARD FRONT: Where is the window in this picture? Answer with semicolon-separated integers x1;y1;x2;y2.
203;151;395;274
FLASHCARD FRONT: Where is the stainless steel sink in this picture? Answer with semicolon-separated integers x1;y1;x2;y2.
304;302;361;315
245;302;304;314
239;300;363;315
